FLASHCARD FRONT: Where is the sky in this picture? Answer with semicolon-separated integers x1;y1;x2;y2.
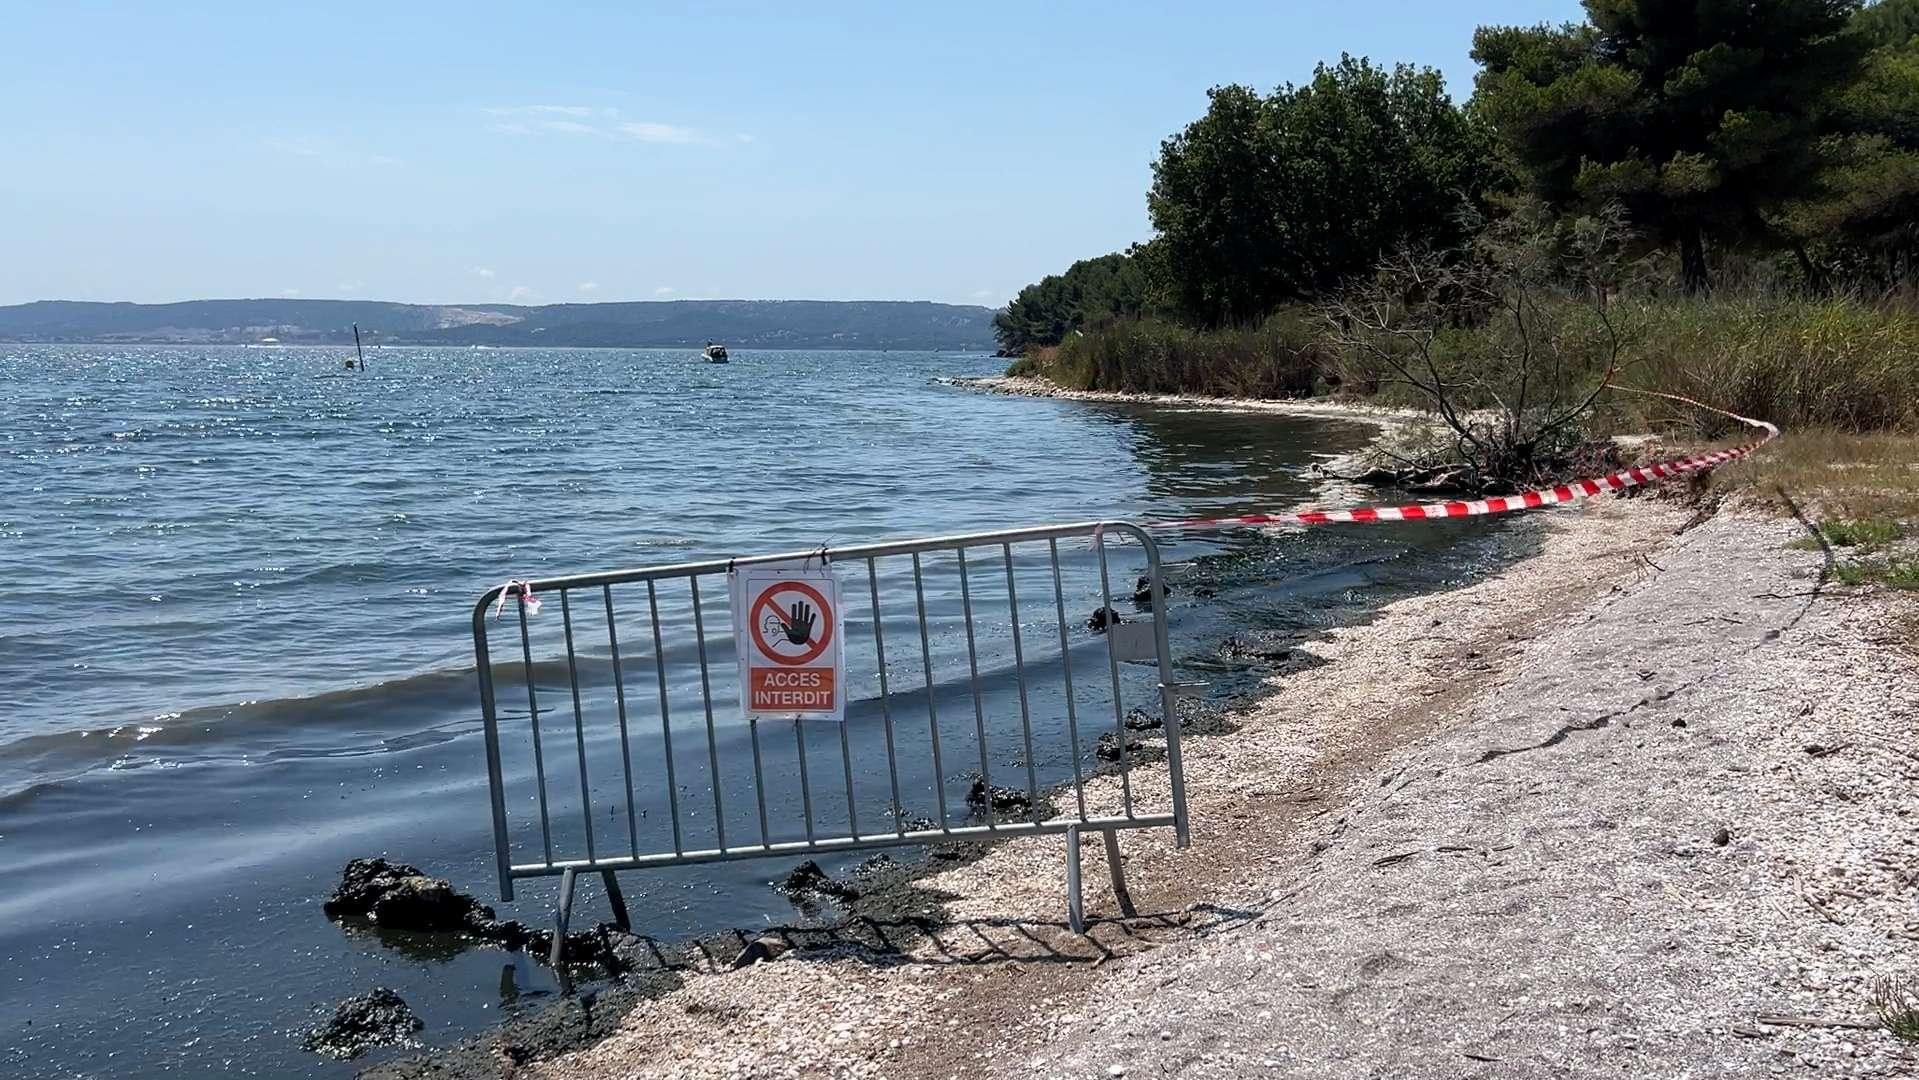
0;1;1584;308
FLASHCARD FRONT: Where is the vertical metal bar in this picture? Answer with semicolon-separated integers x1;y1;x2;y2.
549;867;577;969
559;590;597;861
1093;526;1136;817
868;559;905;836
837;712;860;840
603;585;639;860
646;580;683;855
600;869;632;931
1134;527;1192;847
748;718;772;849
956;548;994;830
1103;828;1138;918
794;719;817;843
1002;543;1041;821
688;575;727;852
472;601;515;901
516;595;554;864
1049;538;1089;820
911;553;949;828
1064;824;1085;934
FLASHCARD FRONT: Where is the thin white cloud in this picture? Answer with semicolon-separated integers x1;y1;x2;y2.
472;267;496;279
971;288;995;300
262;136;400;168
482;106;733;147
507;285;536;302
577;282;600;294
487;105;603;118
654;286;677;297
337;280;364;293
618;121;698;144
264;136;326;158
281;288;302;297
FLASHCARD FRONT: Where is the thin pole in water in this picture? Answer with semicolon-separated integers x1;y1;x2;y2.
353;323;366;373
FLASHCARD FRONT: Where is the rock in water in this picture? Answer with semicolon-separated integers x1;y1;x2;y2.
323;858;426;919
1132;575;1173;606
465;916;533;950
302;987;423;1059
773;860;860;902
1086;606;1125;632
966;775;1033;814
370;875;487;932
322;857;502;935
523;924;632;972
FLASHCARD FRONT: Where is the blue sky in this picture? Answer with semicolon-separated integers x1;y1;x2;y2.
1;1;1582;308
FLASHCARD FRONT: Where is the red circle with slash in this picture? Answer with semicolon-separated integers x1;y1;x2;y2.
750;581;834;666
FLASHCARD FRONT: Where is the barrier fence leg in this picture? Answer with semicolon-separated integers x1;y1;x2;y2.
1065;825;1085;934
601;869;631;932
550;867;578;970
1103;829;1137;919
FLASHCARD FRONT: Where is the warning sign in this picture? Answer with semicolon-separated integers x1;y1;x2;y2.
732;562;844;721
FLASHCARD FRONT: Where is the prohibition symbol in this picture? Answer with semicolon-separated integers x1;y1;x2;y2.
750;580;834;666
733;564;844;720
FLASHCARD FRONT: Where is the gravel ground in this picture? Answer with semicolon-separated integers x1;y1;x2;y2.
519;496;1918;1080
1003;508;1919;1080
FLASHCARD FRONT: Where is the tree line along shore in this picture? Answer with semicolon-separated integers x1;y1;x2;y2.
995;0;1919;585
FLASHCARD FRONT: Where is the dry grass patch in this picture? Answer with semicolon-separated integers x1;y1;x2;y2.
1677;428;1919;616
1708;428;1919;523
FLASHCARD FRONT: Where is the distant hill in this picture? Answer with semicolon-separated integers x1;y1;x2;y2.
0;298;999;350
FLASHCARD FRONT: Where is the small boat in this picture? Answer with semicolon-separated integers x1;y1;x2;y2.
702;342;729;363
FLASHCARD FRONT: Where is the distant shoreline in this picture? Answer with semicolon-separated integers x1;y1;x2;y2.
0;297;999;353
2;341;1003;353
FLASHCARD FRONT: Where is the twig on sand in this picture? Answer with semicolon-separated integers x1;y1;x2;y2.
1755;1014;1879;1031
1797;878;1847;925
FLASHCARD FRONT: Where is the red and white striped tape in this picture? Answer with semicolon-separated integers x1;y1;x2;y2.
1147;390;1779;532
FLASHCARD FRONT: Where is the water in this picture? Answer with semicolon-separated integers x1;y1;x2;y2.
0;345;1521;1077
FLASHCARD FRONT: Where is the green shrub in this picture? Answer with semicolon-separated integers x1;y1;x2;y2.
1614;292;1919;435
1887;557;1919;590
1789;517;1904;552
1821;518;1904;549
1008;282;1919;444
1047;310;1332;399
1342;288;1919;437
1004;354;1047;378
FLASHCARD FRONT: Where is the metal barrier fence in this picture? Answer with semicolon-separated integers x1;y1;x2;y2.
471;520;1194;963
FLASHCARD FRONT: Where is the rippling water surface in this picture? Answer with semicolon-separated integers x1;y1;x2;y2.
0;344;1518;1077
